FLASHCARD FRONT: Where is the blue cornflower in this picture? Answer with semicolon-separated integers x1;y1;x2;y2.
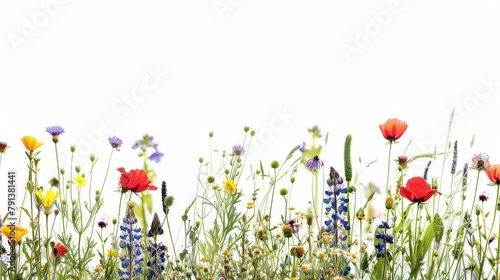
108;136;123;151
306;156;324;171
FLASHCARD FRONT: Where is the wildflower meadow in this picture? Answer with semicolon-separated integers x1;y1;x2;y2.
1;113;500;280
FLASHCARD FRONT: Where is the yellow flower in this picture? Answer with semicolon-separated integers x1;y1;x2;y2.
223;179;236;194
106;249;118;258
1;225;29;243
36;189;59;208
21;136;44;152
36;189;60;214
73;175;87;187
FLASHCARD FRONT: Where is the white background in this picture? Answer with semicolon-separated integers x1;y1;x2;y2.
1;0;499;251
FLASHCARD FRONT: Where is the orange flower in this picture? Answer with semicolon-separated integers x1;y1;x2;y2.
1;225;29;243
21;136;44;152
379;118;408;142
484;164;500;185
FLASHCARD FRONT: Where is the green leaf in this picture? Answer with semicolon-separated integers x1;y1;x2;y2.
434;214;444;243
418;220;435;259
142;193;153;212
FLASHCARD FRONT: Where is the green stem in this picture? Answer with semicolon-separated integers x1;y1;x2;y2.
385;142;393;197
99;148;115;195
45;214;50;274
165;214;178;260
469;170;481;219
113;192;125;243
413;203;421;280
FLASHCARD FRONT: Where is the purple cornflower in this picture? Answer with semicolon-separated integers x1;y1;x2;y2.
306;156;324;171
108;136;123;151
46;125;65;143
232;145;245;156
479;191;489;202
97;217;109;228
46;125;65;136
471;153;490;170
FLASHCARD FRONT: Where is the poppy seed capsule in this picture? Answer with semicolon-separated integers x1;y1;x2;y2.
271;160;279;169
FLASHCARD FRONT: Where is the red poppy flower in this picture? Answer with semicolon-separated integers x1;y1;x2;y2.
117;167;157;193
379;118;408;142
54;242;68;258
484;164;500;184
397;176;441;203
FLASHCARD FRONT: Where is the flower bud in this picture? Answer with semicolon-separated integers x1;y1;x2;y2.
282;225;293;238
271;160;279;169
385;196;395;210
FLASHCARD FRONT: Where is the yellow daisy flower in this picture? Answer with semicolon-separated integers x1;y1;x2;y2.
73;175;87;187
36;188;60;214
223;179;236;194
